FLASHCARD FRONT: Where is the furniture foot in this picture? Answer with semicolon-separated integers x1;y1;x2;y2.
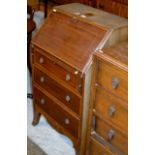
32;112;41;126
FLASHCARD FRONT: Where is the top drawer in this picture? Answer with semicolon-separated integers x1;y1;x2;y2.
96;59;128;101
33;49;82;93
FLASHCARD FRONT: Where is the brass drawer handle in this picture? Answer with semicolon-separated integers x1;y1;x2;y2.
112;77;119;89
108;106;116;117
40;98;45;105
39;57;44;64
65;74;71;81
108;129;115;140
40;76;45;83
64;118;70;125
65;95;71;102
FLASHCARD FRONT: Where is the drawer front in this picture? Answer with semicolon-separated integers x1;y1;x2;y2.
33;87;80;139
34;50;82;93
34;67;81;115
95;118;128;154
95;86;128;132
87;137;114;155
97;60;128;101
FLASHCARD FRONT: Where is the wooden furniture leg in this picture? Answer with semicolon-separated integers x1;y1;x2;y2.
32;109;41;126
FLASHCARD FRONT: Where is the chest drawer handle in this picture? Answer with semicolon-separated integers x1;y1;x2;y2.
108;106;116;117
39;57;44;64
65;95;71;102
40;76;45;83
64;118;70;125
40;98;45;105
108;129;115;140
65;74;71;81
112;77;119;89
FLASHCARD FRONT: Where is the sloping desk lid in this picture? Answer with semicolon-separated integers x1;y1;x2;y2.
32;3;127;73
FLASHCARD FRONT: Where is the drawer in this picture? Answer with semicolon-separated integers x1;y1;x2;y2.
33;67;81;115
94;86;128;132
34;50;82;93
95;118;128;154
33;87;80;139
97;60;128;101
87;136;115;155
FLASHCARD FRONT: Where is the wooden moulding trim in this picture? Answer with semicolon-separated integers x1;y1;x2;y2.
33;83;81;120
34;105;80;148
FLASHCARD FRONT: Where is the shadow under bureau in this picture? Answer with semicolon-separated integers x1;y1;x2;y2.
31;3;128;155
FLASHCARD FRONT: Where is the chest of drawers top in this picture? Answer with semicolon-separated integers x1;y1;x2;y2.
32;3;128;74
96;41;128;70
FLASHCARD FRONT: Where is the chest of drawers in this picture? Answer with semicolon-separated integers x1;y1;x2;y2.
86;41;128;155
31;3;127;155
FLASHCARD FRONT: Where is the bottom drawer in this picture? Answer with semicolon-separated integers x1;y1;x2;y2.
87;137;114;155
96;118;128;154
33;87;80;139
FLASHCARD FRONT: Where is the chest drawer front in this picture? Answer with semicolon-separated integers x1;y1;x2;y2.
96;118;128;154
33;87;80;139
97;60;128;101
87;137;114;155
34;50;82;93
34;67;81;115
95;86;128;132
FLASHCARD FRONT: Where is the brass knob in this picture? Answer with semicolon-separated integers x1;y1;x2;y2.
108;129;115;140
52;8;57;12
65;95;71;102
112;77;119;89
39;57;44;64
40;76;45;83
65;74;71;81
74;71;79;75
64;118;70;125
108;106;116;117
40;98;45;104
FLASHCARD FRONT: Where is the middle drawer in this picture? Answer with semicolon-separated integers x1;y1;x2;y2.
33;67;81;116
94;86;128;132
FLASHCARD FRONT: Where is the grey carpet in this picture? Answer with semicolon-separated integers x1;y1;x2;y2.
27;137;47;155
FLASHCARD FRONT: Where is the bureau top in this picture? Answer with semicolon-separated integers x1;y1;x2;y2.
54;3;128;30
95;41;128;71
